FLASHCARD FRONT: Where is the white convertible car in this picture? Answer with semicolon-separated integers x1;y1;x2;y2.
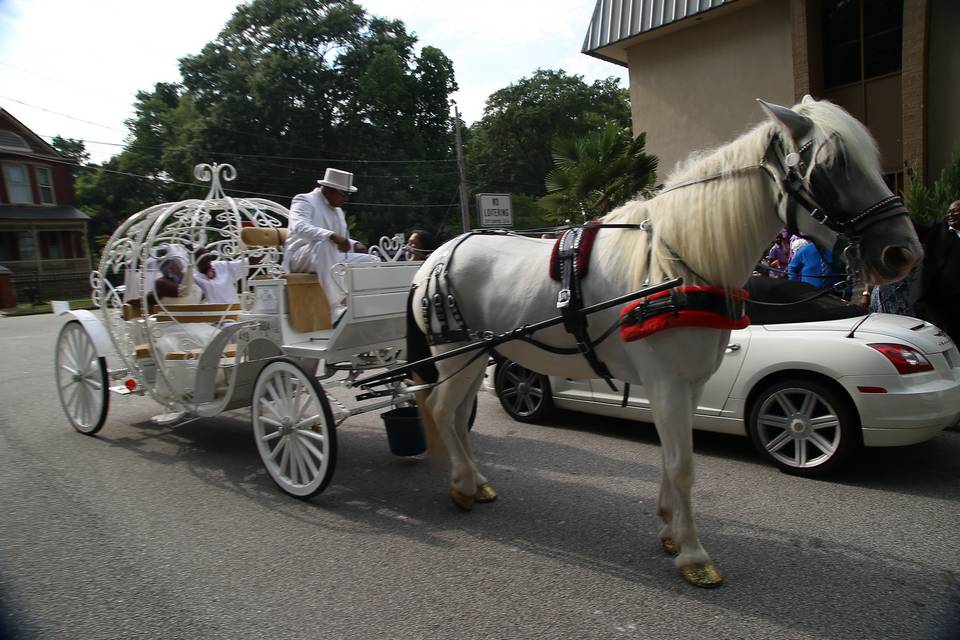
485;278;960;477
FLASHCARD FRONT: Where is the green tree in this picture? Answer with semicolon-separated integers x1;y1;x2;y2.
539;126;657;222
466;70;631;201
906;150;960;223
50;136;89;170
80;0;461;243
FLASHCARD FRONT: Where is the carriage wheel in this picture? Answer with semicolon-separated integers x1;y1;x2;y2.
494;359;553;423
55;321;109;435
252;359;338;499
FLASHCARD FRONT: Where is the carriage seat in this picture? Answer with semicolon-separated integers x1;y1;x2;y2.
242;226;334;332
123;301;240;323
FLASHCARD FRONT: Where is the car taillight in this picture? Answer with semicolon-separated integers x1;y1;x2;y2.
868;343;934;374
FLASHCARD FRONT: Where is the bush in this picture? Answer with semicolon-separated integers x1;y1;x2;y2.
905;150;960;222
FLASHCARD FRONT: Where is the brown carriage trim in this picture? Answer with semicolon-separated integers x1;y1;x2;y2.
240;227;288;247
123;302;241;321
620;286;750;342
162;345;238;361
252;273;334;331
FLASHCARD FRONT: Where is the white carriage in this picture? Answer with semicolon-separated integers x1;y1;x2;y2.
54;163;432;498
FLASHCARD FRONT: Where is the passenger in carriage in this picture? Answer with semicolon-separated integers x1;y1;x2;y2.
281;168;379;319
150;244;203;305
402;229;437;261
194;247;248;304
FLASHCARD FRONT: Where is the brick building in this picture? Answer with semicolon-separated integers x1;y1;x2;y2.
0;108;92;301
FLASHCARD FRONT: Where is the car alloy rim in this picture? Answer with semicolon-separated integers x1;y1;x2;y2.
755;387;842;468
501;363;545;417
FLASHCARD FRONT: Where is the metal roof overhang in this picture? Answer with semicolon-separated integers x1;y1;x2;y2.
581;0;744;66
0;205;89;221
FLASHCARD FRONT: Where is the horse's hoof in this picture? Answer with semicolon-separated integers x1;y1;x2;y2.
449;488;475;511
475;483;497;503
660;537;679;557
678;562;724;588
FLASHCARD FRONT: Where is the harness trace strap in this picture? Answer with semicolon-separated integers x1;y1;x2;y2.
620;286;750;342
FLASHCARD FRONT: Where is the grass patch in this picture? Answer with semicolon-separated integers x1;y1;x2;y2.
1;298;97;317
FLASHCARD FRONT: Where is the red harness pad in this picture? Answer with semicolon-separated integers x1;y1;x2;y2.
620;285;750;342
549;222;601;281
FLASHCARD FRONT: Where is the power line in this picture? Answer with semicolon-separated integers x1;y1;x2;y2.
37;134;457;167
0;96;128;133
0;62;135;102
15;150;458;209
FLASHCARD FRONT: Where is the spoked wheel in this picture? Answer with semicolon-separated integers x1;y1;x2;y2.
747;379;861;477
55;321;109;435
494;359;553;423
252;359;338;499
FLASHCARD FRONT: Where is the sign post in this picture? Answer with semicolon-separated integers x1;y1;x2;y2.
476;193;513;228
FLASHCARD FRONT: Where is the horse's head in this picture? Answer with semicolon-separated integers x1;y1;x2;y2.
757;96;922;285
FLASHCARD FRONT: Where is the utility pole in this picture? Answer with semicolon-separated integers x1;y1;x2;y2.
453;104;471;232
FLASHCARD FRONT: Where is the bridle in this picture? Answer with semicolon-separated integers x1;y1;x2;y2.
658;128;908;282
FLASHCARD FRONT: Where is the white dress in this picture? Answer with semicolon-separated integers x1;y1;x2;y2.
195;258;248;304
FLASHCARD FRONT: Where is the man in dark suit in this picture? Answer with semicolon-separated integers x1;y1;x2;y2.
918;200;960;345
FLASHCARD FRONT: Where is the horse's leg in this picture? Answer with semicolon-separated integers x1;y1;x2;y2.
424;356;489;510
647;376;723;588
453;369;496;504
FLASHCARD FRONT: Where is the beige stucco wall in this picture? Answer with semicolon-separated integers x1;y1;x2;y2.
927;0;960;183
625;0;794;180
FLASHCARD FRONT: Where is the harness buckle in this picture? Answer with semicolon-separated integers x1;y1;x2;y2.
557;289;571;309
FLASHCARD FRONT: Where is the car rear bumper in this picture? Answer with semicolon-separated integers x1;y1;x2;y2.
842;374;960;446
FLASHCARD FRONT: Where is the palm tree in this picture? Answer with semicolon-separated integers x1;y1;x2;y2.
539;125;657;222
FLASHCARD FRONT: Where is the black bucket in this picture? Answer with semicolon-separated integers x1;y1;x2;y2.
381;406;426;456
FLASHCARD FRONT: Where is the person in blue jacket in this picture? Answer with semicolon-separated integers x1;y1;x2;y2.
786;241;845;291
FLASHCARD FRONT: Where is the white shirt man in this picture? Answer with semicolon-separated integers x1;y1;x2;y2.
194;252;248;304
281;168;378;315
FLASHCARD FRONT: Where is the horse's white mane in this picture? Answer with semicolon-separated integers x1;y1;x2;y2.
597;99;880;290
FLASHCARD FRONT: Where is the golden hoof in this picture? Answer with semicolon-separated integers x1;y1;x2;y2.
660;537;679;557
678;562;724;588
475;483;497;503
449;488;475;511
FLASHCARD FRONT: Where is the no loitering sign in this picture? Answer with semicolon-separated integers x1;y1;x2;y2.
476;193;513;227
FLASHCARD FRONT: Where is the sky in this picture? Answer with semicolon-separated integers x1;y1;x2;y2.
0;0;628;165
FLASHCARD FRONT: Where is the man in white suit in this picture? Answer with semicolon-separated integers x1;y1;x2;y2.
281;168;378;319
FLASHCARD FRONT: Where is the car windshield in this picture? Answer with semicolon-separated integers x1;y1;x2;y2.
745;277;866;325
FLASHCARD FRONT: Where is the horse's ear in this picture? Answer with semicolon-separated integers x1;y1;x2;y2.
801;94;816;106
757;98;814;141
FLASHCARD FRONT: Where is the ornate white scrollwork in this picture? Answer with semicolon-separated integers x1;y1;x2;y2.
194;163;237;200
368;233;412;262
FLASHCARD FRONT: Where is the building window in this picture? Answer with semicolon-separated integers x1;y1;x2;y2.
18;232;35;260
822;0;903;89
3;163;33;204
37;230;83;260
35;166;55;204
0;131;30;151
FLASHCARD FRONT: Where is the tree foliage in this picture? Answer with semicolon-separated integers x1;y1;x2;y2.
539;126;657;222
76;0;460;244
466;69;630;197
905;150;960;223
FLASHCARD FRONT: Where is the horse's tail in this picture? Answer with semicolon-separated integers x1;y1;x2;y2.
405;289;448;465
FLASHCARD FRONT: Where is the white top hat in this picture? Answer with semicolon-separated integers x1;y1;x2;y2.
317;168;358;193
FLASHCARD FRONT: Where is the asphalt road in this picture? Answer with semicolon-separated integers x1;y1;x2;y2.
1;313;958;640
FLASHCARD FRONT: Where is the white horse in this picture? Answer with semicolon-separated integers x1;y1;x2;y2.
406;97;922;587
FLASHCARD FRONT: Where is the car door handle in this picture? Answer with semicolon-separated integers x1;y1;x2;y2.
726;344;741;352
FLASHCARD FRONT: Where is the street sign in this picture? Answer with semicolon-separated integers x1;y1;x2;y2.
476;193;513;227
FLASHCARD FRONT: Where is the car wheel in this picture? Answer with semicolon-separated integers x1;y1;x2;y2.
494;360;553;423
747;378;862;477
